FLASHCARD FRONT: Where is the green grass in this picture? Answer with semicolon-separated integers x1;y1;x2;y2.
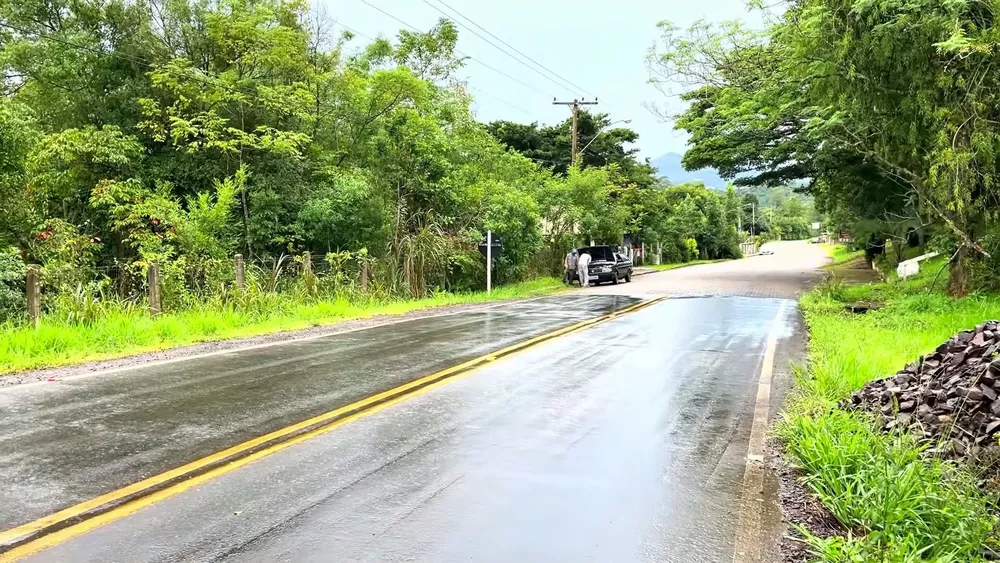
824;243;865;266
647;259;728;271
782;271;1000;561
0;277;565;375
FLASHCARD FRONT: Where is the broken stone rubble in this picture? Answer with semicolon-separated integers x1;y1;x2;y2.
848;320;1000;458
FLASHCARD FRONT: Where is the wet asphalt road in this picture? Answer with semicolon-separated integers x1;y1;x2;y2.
3;241;829;562
22;295;796;563
0;295;639;531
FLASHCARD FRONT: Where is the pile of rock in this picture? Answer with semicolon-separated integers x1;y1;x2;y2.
848;321;1000;457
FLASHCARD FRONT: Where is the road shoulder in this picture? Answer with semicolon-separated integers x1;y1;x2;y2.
0;296;549;388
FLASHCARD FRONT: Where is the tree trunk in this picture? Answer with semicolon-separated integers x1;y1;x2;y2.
949;245;971;297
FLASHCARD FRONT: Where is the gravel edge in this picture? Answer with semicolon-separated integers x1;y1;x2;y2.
769;439;847;563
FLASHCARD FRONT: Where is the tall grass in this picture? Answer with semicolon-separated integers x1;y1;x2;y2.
0;277;564;375
784;273;1000;560
824;243;865;265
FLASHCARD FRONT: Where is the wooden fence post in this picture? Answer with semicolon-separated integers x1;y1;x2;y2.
26;264;41;329
234;254;245;292
148;262;162;316
360;262;369;292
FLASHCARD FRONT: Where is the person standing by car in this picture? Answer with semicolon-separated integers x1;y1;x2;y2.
577;250;592;287
564;249;579;285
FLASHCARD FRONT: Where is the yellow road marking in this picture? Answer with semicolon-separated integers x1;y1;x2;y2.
0;295;665;561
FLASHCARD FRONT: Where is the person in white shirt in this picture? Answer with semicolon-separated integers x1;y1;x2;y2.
576;251;592;287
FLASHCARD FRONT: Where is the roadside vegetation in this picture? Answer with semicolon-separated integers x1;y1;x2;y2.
0;277;563;375
781;264;1000;560
823;244;864;267
0;0;763;371
651;2;1000;559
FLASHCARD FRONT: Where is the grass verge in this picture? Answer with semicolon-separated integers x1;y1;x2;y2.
0;277;565;376
823;243;865;266
780;267;1000;561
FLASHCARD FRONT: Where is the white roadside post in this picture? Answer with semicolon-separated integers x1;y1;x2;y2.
897;251;941;279
486;230;492;294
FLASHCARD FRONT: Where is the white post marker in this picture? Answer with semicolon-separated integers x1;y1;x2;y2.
486;229;492;294
896;251;940;279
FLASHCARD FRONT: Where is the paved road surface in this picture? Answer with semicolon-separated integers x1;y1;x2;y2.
0;295;639;531
3;241;829;562
592;241;829;299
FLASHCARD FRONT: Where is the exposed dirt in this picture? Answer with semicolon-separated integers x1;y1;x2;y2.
828;256;880;285
843;301;883;314
0;299;525;388
769;438;847;563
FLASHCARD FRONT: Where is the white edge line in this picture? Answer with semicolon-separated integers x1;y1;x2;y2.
732;302;786;563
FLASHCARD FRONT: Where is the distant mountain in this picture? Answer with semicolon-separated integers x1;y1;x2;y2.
651;152;727;189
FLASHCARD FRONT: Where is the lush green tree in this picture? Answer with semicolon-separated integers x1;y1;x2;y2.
653;2;1000;295
648;16;910;255
0;0;732;314
487;111;658;187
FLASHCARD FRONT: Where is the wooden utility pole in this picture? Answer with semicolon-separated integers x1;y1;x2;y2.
26;264;41;329
148;262;162;316
553;98;598;165
234;254;245;292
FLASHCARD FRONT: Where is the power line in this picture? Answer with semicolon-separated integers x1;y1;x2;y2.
327;21;539;121
330;20;377;42
465;85;535;118
420;0;575;97
355;0;555;98
465;57;553;98
426;0;604;103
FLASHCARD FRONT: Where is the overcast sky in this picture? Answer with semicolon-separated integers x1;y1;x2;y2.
317;0;761;160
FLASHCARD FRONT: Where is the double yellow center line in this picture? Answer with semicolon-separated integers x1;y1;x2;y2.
0;296;665;561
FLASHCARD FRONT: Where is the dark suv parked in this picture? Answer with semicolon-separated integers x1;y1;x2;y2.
579;245;633;285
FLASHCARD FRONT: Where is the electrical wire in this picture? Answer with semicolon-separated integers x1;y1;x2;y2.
1;16;547;128
330;20;377;42
328;20;542;120
355;0;555;98
465;85;535;118
426;0;603;102
420;0;575;97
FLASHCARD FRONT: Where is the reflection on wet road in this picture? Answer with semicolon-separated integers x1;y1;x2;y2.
0;294;639;531
23;295;796;563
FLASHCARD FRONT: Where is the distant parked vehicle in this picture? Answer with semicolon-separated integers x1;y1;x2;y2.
578;245;633;285
760;247;774;255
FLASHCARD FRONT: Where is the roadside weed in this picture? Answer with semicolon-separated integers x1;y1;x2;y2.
785;273;1000;561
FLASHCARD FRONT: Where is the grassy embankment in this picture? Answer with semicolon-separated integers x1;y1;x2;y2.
782;256;1000;561
824;243;865;266
0;277;565;376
